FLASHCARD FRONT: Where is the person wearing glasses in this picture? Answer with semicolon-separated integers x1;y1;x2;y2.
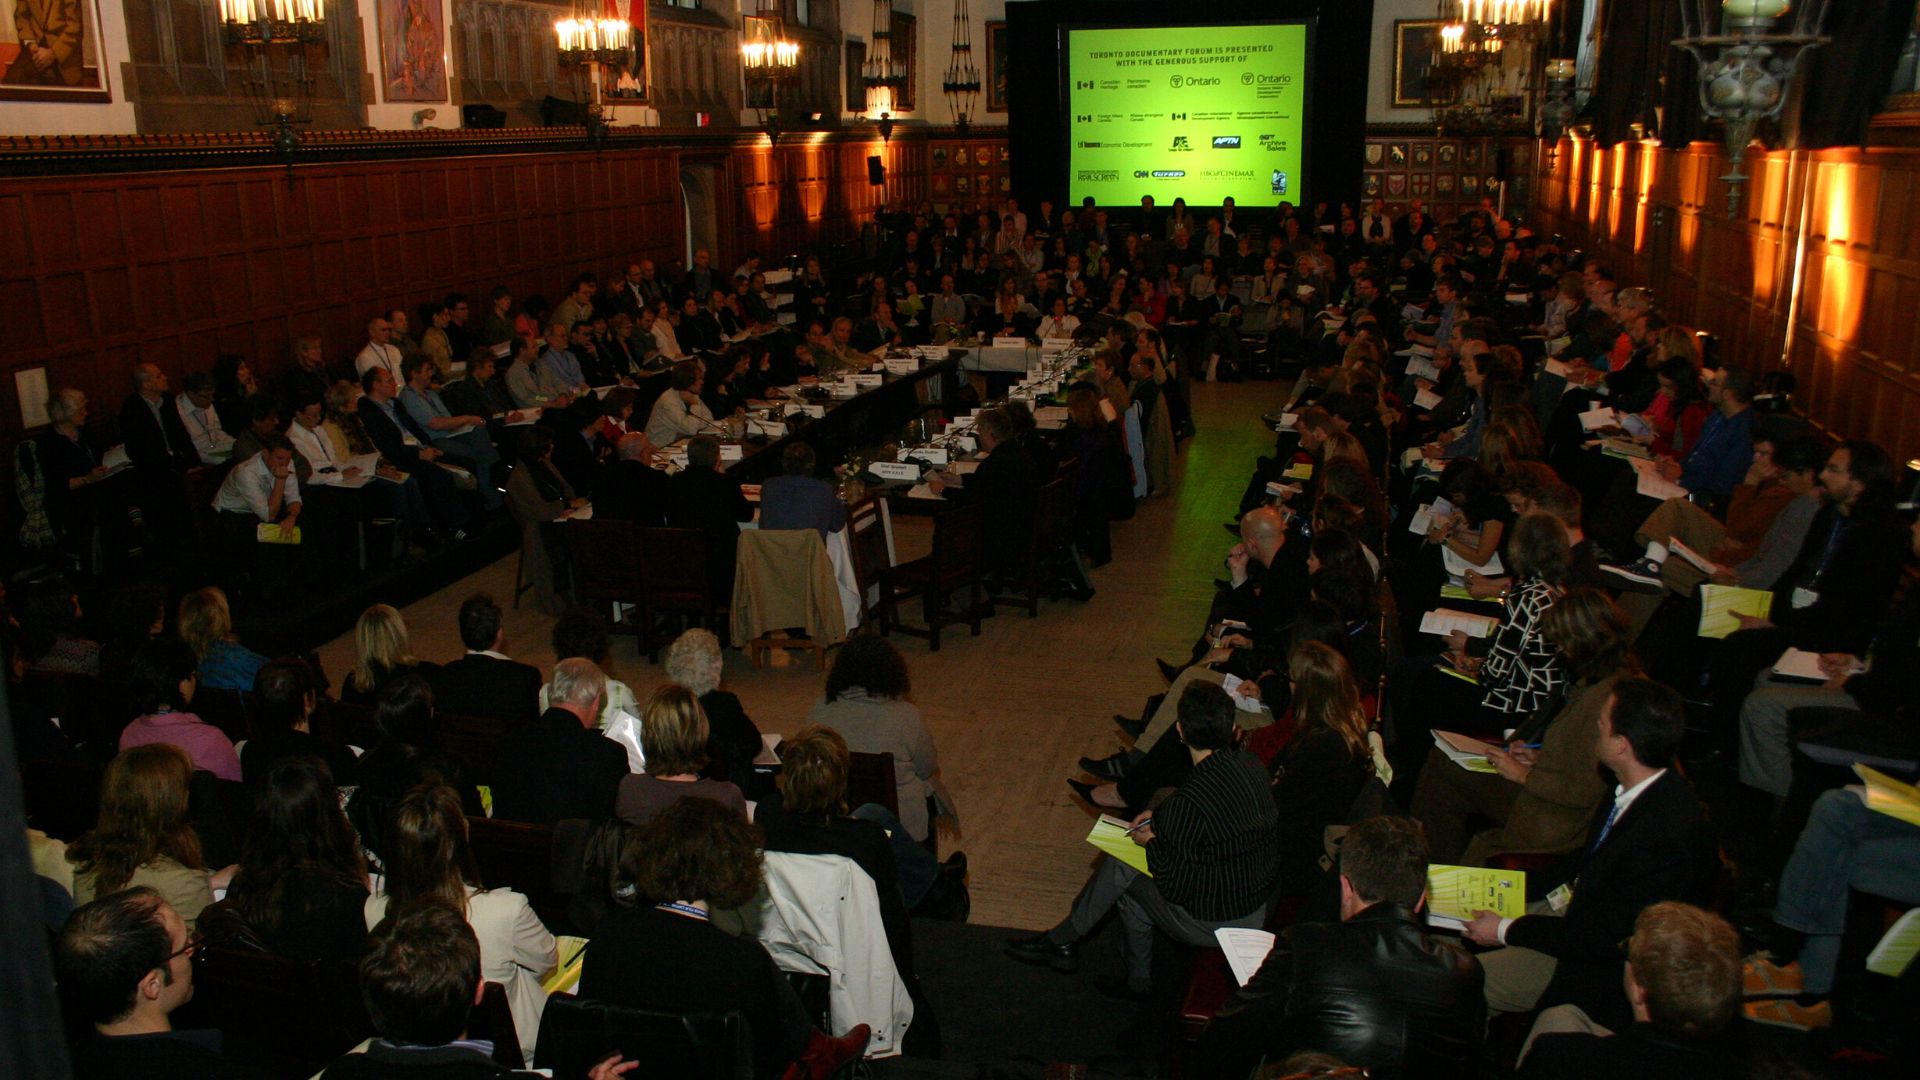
54;886;252;1078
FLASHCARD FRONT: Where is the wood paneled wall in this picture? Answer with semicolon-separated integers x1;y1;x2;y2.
1534;137;1920;465
0;132;946;440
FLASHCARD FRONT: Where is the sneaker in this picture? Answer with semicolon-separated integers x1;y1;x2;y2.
1743;953;1806;998
1601;557;1665;591
1743;997;1832;1030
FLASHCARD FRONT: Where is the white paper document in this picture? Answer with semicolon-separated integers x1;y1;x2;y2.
1413;388;1444;411
1440;545;1504;579
1408;498;1455;536
1419;608;1501;638
1772;648;1863;682
1219;674;1269;714
1215;928;1277;987
1578;407;1618;432
1631;458;1690;501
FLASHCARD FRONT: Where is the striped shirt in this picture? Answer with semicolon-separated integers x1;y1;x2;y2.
1147;748;1281;920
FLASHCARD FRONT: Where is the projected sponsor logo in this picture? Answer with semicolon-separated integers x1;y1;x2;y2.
1170;136;1191;151
1075;80;1094;90
1078;170;1120;182
1076;115;1092;123
1201;170;1255;179
1272;171;1289;195
1168;75;1222;89
1132;169;1188;179
1241;72;1255;85
1169;112;1187;121
1212;136;1241;149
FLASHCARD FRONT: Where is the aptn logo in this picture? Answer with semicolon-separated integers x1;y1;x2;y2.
1212;136;1241;149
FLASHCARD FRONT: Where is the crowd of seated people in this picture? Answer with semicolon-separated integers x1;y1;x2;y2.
15;192;1920;1078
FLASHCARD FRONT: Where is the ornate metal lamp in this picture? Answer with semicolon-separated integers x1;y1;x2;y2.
943;0;981;134
554;4;636;146
742;0;801;142
217;0;328;162
861;0;903;140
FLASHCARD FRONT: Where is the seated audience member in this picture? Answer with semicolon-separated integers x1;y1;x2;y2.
1410;588;1635;865
340;603;439;707
348;676;482;862
118;639;243;783
1747;786;1920;1031
806;635;946;844
758;443;846;537
1736;512;1920;801
441;347;519;421
666;434;755;599
1196;815;1485;1079
490;656;628;825
120;362;201;478
211;438;305;597
537;608;640;728
503;426;583;616
504;335;574;411
1461;678;1718;1031
1006;682;1278;998
926;406;1041;578
664;627;764;791
241;657;357;784
643;360;718;446
1521;902;1743;1077
1263;643;1379;895
213;756;369;963
547;399;607;496
19;577;103;676
68;743;230;928
54;887;256;1078
580;797;869;1078
365;785;557;1060
615;684;747;825
177;586;267;693
429;593;542;729
590;431;671;525
323;900;633;1079
397;356;502;510
177;371;238;465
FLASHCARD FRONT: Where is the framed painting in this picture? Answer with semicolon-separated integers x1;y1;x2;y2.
1391;19;1455;108
985;20;1008;112
891;10;916;111
378;0;448;103
845;39;867;113
0;0;110;102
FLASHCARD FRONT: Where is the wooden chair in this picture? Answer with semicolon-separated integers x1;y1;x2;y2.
636;526;729;660
466;815;571;930
845;495;897;628
469;982;528;1070
989;477;1072;618
183;945;372;1076
535;993;756;1080
569;518;645;634
435;709;510;779
846;749;936;858
877;503;985;651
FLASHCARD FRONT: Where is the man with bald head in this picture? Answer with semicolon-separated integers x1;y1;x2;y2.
119;363;200;477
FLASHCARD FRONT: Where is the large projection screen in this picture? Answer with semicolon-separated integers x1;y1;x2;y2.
1065;22;1311;207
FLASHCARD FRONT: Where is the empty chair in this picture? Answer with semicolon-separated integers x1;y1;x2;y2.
877;504;985;651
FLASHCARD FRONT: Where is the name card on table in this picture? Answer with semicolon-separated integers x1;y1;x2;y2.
900;446;950;467
719;444;744;462
785;403;826;419
884;357;920;375
849;373;884;388
1040;340;1071;354
747;417;787;438
868;461;922;482
950;434;978;452
992;336;1029;349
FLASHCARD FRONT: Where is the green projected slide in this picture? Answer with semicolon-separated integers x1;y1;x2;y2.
1066;23;1309;208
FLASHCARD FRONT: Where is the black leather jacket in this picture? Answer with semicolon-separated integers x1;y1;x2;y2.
1194;902;1485;1080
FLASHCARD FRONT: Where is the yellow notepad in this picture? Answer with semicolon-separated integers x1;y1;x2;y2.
1854;764;1920;828
1282;462;1314;481
543;935;590;993
255;523;302;545
1427;864;1527;925
1086;814;1153;877
1867;907;1920;978
1697;584;1773;639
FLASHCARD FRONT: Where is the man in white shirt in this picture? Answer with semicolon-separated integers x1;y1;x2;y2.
213;439;306;596
643;360;717;446
354;315;407;383
174;373;235;465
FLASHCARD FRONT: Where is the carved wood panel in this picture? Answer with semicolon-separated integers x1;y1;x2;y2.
120;0;367;132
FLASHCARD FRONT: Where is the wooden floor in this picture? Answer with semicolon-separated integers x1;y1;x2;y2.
314;380;1284;931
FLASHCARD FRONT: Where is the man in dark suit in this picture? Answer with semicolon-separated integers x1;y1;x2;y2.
1197;277;1245;381
119;363;200;475
488;657;629;825
759;443;845;537
928;407;1039;580
667;435;754;600
1196;815;1486;1079
357;366;472;536
1462;678;1720;1032
429;594;541;729
591;431;672;526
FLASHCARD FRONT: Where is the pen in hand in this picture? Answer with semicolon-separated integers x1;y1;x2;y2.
1124;818;1153;836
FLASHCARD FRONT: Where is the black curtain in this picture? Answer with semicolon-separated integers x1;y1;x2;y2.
1783;0;1919;148
1588;0;1916;150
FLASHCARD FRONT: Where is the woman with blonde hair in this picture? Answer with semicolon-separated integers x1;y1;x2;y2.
68;743;234;927
323;378;375;458
341;603;436;706
613;684;747;826
177;586;267;692
1319;429;1370;472
364;783;556;1059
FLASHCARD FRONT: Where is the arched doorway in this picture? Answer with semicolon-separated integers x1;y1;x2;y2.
679;165;721;270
